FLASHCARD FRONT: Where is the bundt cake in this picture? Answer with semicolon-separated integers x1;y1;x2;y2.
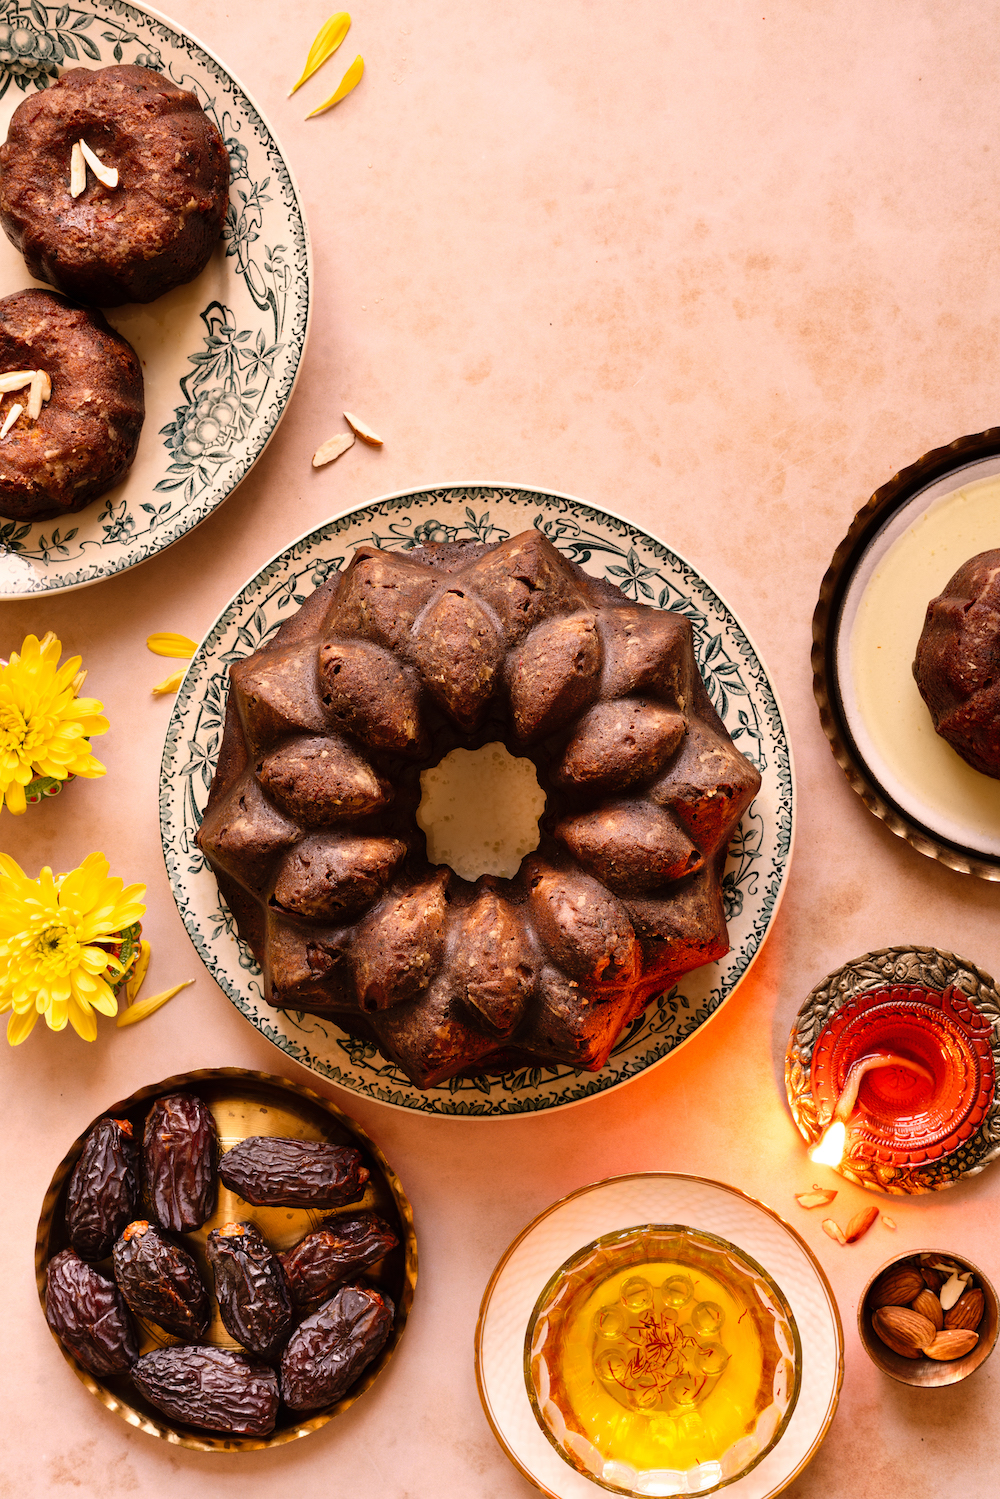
912;549;1000;778
197;532;761;1088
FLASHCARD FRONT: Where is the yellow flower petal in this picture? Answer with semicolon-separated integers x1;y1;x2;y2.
152;669;186;697
126;940;152;1003
66;995;99;1041
146;633;198;659
117;980;193;1027
307;54;364;117
6;1006;38;1045
289;11;350;96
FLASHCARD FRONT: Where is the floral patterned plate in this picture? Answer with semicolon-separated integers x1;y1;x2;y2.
160;486;794;1117
0;1;309;596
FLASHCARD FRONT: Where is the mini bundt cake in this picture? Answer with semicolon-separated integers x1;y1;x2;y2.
913;548;1000;778
197;532;761;1088
0;65;230;307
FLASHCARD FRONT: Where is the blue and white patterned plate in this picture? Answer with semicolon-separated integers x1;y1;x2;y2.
161;486;794;1117
0;1;309;596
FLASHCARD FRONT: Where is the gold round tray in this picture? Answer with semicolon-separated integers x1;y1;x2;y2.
812;426;1000;879
35;1067;417;1452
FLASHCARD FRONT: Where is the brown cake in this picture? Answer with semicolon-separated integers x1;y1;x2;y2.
913;548;1000;777
197;532;761;1088
0;65;229;307
0;288;143;522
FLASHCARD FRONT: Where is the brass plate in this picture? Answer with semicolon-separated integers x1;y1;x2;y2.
812;426;1000;879
35;1067;417;1451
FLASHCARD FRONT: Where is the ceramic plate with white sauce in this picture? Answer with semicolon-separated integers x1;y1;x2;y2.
813;429;1000;878
0;1;309;596
475;1175;843;1499
161;485;794;1117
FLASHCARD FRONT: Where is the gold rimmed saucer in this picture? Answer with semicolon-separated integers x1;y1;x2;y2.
35;1067;417;1451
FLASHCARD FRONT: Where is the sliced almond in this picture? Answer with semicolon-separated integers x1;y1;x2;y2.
70;140;86;198
821;1218;847;1245
0;370;34;393
80;138;118;189
343;410;384;446
0;403;22;439
881;1215;897;1230
26;370;44;421
911;1288;944;1331
39;370;51;402
922;1329;979;1361
312;430;355;467
844;1205;879;1243
940;1271;966;1312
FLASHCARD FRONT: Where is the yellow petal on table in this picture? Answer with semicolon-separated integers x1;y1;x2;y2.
152;669;186;697
126;939;152;1004
147;632;197;658
307;54;364;117
117;980;193;1027
289;11;351;96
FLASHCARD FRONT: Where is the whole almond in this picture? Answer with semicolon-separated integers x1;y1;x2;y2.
911;1288;944;1331
869;1266;924;1309
922;1329;978;1361
921;1266;945;1293
845;1205;879;1243
944;1288;984;1332
873;1305;937;1358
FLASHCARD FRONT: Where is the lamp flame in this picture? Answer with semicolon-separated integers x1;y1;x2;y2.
809;1120;847;1168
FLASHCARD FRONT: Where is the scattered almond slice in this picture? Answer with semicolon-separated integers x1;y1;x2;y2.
0;403;22;439
117;979;193;1027
147;632;198;659
80;138;118;189
844;1205;880;1243
307;54;364;117
152;668;186;696
312;430;355;467
821;1218;847;1245
70;140;86;197
795;1186;837;1209
940;1271;966;1311
289;11;351;96
343;410;384;446
881;1215;897;1230
0;370;34;393
26;370;45;421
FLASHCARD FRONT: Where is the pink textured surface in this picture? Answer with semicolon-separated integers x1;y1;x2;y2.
2;2;1000;1494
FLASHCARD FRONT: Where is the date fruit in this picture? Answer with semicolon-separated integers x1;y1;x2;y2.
66;1117;141;1262
219;1136;369;1209
206;1221;294;1361
132;1345;279;1435
280;1213;399;1309
112;1220;210;1340
45;1248;138;1376
143;1092;218;1232
280;1282;394;1410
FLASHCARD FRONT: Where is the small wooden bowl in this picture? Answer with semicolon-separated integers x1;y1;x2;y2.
858;1250;998;1387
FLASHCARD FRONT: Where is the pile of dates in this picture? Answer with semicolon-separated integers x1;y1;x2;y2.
45;1092;400;1436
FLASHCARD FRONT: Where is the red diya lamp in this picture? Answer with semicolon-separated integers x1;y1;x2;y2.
808;984;995;1173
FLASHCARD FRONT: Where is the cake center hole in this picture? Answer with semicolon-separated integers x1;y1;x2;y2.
416;742;545;881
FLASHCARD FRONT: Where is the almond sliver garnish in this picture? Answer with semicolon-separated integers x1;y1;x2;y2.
289;11;351;96
343;410;384;446
80;139;118;189
0;370;34;393
70;140;86;197
821;1218;847;1245
312;430;355;467
795;1187;837;1209
26;371;45;421
0;403;22;439
307;54;364;117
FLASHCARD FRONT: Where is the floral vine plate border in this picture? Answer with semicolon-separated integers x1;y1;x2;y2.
785;946;1000;1194
161;485;794;1117
0;0;310;596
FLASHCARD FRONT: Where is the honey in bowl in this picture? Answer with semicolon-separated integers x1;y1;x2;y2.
525;1225;801;1495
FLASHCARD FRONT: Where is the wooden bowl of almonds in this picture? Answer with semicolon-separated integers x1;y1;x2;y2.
858;1250;998;1387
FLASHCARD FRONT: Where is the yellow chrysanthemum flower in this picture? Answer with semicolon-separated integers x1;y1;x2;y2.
0;632;108;815
0;852;146;1044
